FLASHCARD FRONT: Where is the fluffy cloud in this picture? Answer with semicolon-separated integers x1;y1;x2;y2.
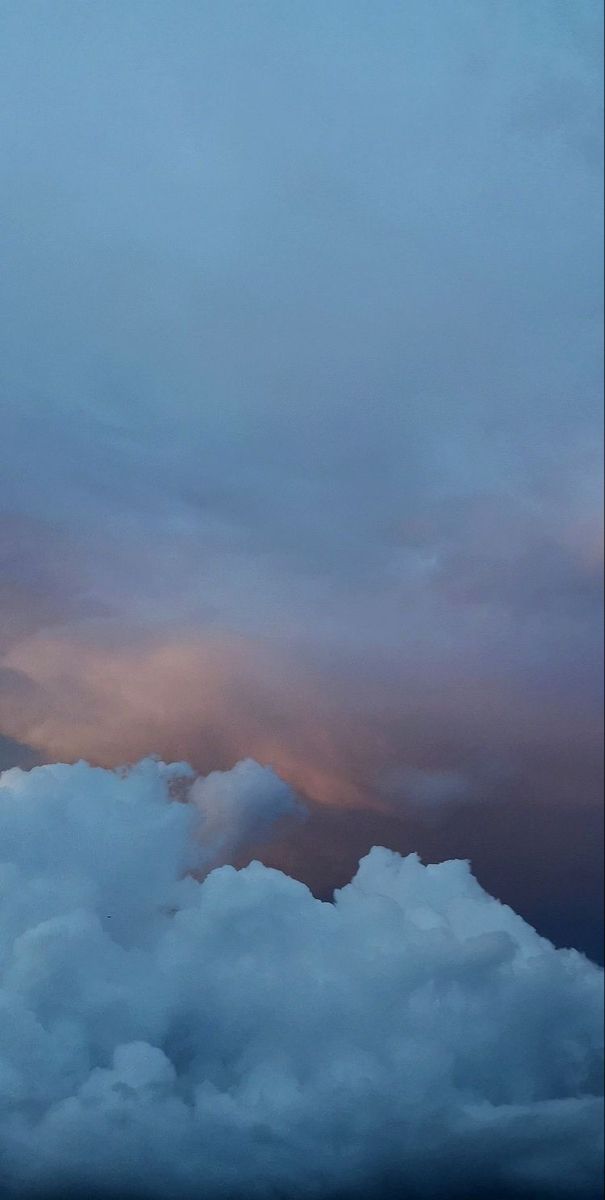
0;758;602;1199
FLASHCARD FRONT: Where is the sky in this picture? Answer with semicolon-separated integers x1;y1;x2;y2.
0;0;603;964
0;3;603;1197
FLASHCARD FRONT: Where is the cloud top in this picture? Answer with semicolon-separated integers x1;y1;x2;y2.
0;758;602;1199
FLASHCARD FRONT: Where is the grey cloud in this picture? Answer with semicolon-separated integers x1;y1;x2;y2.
382;767;472;810
0;3;601;593
0;757;602;1199
0;733;40;772
0;1;601;968
393;491;603;620
0;515;110;650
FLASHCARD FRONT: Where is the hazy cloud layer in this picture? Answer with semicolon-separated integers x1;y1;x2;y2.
0;758;602;1200
0;1;601;641
1;627;601;810
0;4;602;954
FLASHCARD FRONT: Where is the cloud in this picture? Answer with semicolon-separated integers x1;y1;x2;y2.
0;3;601;966
0;733;40;773
382;767;472;810
0;631;390;809
0;4;602;1158
0;758;602;1200
190;757;304;870
1;628;601;812
0;515;107;654
0;0;601;648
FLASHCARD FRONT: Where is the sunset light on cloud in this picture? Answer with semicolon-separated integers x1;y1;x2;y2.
0;1;603;1197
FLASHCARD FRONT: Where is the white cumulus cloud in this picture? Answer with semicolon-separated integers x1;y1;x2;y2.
0;758;602;1199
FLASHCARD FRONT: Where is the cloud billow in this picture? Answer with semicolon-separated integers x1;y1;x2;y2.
0;758;602;1200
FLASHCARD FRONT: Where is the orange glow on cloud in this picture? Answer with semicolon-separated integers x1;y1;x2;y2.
0;631;372;808
1;625;602;821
